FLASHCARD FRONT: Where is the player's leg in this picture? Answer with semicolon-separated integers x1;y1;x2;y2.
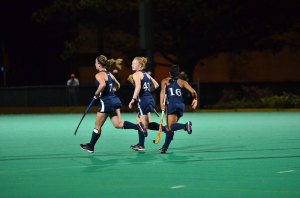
159;114;177;153
109;109;138;130
170;104;192;134
130;114;149;151
131;100;152;151
148;120;167;132
136;111;148;137
170;121;192;134
80;112;108;153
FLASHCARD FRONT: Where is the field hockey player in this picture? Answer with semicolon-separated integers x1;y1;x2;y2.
80;55;148;153
128;57;159;151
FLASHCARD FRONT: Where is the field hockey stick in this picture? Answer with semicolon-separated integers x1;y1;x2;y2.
74;97;96;136
153;108;159;117
153;91;167;144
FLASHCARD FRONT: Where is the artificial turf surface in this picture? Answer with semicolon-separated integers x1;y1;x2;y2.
0;112;300;197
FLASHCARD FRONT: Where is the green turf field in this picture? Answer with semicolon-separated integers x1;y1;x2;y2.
0;112;300;198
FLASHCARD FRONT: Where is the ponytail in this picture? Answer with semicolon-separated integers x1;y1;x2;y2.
97;55;123;70
134;57;147;69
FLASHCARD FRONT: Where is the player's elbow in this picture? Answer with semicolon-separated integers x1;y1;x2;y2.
115;84;120;90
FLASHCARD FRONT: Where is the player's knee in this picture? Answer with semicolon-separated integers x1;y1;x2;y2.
167;125;172;131
170;123;175;130
113;122;122;129
144;123;149;129
93;128;101;134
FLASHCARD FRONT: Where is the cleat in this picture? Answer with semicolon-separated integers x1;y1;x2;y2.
158;147;168;153
130;144;139;149
185;121;192;134
137;122;148;137
131;144;145;151
80;143;94;153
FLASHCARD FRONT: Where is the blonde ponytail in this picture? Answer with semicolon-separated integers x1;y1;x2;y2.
107;58;122;70
97;55;123;70
134;57;147;69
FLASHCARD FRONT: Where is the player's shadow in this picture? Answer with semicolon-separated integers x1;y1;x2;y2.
72;144;252;173
72;150;161;174
154;144;214;164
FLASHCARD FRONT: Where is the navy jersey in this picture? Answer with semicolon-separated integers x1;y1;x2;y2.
134;70;152;99
96;71;122;113
166;79;183;104
99;71;115;98
133;70;154;115
166;78;184;117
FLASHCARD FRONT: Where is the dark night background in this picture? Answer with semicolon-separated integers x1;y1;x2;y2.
0;0;71;86
1;0;300;87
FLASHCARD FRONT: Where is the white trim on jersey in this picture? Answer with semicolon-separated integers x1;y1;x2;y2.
137;100;143;115
100;99;105;112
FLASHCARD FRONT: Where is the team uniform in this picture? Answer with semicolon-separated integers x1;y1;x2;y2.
80;70;146;153
129;70;155;151
134;70;154;115
165;78;185;118
158;77;192;154
97;71;122;113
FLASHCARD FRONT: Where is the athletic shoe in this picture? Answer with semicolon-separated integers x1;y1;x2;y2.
130;144;139;149
80;143;94;153
131;144;145;151
159;147;168;153
137;122;148;137
185;121;192;134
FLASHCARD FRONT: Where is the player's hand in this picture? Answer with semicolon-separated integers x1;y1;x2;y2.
94;94;100;99
129;100;133;109
161;104;165;111
191;99;197;109
129;98;137;109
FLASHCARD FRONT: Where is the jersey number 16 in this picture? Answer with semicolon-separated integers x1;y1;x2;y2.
169;88;182;96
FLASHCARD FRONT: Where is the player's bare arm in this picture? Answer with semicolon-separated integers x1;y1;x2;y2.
95;73;106;96
160;78;168;111
181;80;198;109
132;72;142;99
110;73;120;91
147;74;159;91
129;72;142;109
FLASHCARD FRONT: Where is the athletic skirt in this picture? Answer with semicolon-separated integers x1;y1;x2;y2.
166;102;185;118
137;96;154;116
98;95;122;113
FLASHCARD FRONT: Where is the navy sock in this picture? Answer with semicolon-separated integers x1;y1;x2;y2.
171;123;185;131
138;131;145;146
148;122;166;132
123;121;138;130
163;130;174;149
148;122;159;130
89;129;100;148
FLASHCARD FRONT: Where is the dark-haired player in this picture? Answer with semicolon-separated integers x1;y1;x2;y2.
158;65;198;153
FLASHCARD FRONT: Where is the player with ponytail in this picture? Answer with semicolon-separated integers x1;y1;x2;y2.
80;55;147;153
158;65;198;153
128;57;159;151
